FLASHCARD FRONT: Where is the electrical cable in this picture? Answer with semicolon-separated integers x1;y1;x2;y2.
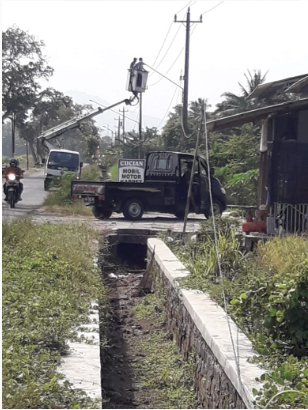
145;63;183;90
203;102;251;408
149;21;174;77
153;24;182;73
176;0;195;15
150;2;196;79
201;1;224;15
157;79;181;129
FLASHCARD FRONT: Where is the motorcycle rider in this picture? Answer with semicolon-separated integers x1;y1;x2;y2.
3;158;24;202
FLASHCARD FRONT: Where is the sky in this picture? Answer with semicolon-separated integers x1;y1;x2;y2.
2;0;308;132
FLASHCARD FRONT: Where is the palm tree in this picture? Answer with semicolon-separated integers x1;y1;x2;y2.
214;69;268;118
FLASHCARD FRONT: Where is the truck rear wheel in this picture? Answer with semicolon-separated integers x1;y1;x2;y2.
123;198;144;221
92;206;112;220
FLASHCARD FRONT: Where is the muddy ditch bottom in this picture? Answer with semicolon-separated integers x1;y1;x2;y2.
100;264;164;409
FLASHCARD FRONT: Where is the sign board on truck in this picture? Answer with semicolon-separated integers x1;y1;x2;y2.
118;159;145;183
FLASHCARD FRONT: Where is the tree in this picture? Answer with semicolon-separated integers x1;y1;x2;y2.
2;26;53;124
214;70;268;118
19;89;101;163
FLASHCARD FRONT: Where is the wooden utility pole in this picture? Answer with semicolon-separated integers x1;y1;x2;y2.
175;8;202;131
139;93;143;159
11;112;16;158
120;107;128;142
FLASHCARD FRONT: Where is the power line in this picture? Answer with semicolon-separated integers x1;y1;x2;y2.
145;64;183;89
157;80;181;129
150;21;174;72
150;1;196;78
89;99;139;124
148;24;197;88
148;2;224;89
152;24;182;73
176;0;196;14
201;1;224;15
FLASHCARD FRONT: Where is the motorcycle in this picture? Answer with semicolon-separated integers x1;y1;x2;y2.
5;172;22;209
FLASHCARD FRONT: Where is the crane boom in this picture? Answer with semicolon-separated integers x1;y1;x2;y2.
37;97;133;148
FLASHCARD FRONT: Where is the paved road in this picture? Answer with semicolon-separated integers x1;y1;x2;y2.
2;170;211;233
2;170;48;221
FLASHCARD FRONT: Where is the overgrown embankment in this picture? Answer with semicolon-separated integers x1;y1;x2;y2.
2;219;104;409
163;220;308;408
43;164;101;216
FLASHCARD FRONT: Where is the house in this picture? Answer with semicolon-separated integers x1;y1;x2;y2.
207;74;308;235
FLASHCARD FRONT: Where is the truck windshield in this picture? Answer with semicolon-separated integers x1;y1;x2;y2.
47;152;79;171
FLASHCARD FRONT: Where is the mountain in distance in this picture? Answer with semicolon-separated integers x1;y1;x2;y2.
65;90;162;134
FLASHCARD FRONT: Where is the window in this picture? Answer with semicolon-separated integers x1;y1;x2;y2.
48;152;79;171
154;155;172;170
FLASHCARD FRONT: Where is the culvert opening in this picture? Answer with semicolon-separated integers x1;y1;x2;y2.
116;243;147;269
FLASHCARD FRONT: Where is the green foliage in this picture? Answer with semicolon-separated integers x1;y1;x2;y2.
80;164;101;181
231;236;308;356
2;25;54;124
2;219;102;409
131;294;198;409
43;173;92;216
164;228;308;408
109;164;118;181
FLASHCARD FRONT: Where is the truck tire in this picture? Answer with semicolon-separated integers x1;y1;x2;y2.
92;206;112;220
174;211;185;219
205;199;223;218
123;198;144;221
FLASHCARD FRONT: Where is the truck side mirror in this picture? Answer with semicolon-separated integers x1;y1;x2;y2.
80;161;83;168
210;167;215;176
42;158;46;164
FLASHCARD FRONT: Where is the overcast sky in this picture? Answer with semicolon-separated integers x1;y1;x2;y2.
2;0;308;130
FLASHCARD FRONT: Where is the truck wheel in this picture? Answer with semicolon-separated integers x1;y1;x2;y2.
205;199;223;218
123;198;144;220
174;211;185;219
92;207;112;220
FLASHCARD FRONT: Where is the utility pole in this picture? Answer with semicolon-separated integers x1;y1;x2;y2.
139;93;142;159
120;107;128;143
11;112;16;158
26;141;29;170
114;117;121;144
175;7;202;131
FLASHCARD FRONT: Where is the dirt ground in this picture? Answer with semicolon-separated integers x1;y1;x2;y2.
101;267;163;409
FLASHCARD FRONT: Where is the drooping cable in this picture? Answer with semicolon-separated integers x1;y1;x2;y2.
203;102;251;408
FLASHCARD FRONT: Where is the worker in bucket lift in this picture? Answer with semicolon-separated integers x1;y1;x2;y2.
135;58;145;88
129;57;138;98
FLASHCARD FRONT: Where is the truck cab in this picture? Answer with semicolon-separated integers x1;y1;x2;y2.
43;149;83;191
71;151;227;220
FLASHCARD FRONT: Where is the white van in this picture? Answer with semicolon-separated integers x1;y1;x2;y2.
43;149;83;191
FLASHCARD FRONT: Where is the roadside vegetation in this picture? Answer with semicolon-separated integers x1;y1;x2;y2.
2;218;104;409
162;220;308;408
42;164;101;216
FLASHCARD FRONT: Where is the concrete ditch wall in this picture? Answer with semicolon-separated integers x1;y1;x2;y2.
147;238;264;409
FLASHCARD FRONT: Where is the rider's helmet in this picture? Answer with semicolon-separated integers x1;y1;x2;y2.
9;158;18;167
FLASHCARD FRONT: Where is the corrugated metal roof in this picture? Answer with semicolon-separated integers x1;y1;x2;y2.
246;74;308;100
285;76;308;94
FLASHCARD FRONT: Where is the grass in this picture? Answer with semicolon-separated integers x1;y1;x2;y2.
109;164;118;181
131;294;198;409
162;219;308;408
2;218;104;409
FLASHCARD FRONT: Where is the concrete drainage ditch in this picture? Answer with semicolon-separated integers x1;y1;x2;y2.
60;228;264;409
